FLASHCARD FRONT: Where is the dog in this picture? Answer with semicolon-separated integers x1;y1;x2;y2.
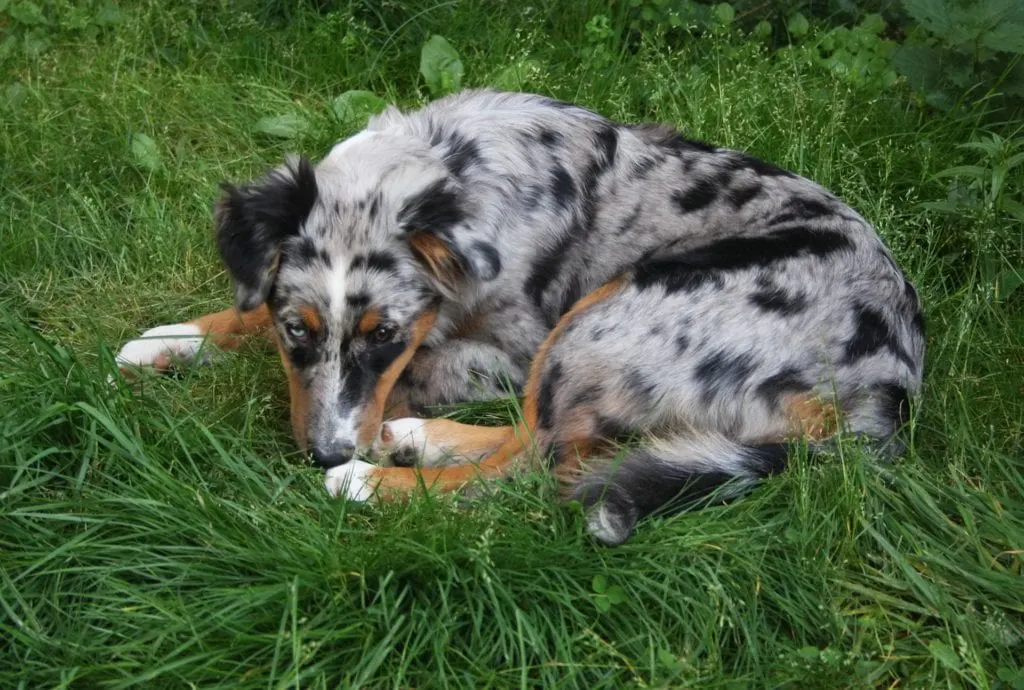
116;90;925;545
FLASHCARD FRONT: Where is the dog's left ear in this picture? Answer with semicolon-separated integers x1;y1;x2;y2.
215;157;318;311
397;178;501;296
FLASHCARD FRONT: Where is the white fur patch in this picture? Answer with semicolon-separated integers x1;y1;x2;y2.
378;418;454;467
324;460;377;501
115;323;207;369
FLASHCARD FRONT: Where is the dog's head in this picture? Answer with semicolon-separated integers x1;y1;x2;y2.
214;130;498;467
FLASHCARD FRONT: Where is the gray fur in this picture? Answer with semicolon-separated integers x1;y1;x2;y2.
220;90;925;541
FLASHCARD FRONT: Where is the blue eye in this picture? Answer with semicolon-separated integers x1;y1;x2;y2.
286;323;308;340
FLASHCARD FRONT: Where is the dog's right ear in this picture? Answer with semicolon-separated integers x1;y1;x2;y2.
215;157;318;311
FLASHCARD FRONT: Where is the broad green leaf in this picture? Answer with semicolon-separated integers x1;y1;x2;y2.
657;648;682;672
129;132;162;172
254;113;308;139
713;3;735;25
932;165;987;181
892;44;945;92
927;639;961;671
9;0;47;25
591;573;607;594
787;13;809;39
420;35;463;97
753;20;772;39
995;267;1024;301
331;90;386;127
606;585;626;605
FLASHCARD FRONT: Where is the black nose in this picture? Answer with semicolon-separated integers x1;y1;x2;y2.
311;441;356;468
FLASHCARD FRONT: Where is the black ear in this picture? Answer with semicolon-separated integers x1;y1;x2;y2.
215;157;318;311
397;178;501;292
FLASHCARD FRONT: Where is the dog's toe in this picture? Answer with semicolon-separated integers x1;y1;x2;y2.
324;460;377;501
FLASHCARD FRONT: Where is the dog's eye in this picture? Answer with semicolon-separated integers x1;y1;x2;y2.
372;324;396;343
286;323;308;341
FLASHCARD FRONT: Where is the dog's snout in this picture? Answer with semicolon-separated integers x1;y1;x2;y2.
310;440;356;468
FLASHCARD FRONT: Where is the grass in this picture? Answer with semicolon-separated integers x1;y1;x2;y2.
2;1;1023;687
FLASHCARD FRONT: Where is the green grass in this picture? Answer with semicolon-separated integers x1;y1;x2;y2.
2;1;1023;687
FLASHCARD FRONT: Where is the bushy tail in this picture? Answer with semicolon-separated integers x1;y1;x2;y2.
570;434;791;546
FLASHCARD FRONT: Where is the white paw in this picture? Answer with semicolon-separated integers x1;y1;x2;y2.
115;323;208;371
378;418;456;468
324;460;377;501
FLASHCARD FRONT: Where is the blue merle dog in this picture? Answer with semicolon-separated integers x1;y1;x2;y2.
116;90;925;545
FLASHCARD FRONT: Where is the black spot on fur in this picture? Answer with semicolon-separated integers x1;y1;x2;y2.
367;194;380;222
732;152;797;178
749;287;808;315
625;368;657;400
617;204;643;235
904;280;926;335
843;303;915;369
571;386;603;407
349;255;365;271
216;157;319;311
673;179;719;213
443;133;482;179
756;367;809;406
471;241;502;279
876;382;911;427
666;226;853;275
538;129;563;147
694;351;757;404
537;360;564;431
550;165;576;210
633;124;717;155
361;341;407;376
366;251;398;274
630;156;659;178
284;237;319;268
769;196;836;226
675;334;689;354
727;181;763;208
595;126;618;168
524;230;578;311
398;180;464;233
346;292;370;308
633;259;725;294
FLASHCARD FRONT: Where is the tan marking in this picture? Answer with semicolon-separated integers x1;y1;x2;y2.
358;308;382;335
278;341;310;448
783;393;839;441
364;276;629;498
409;231;462;292
298;305;322;332
387;419;513;458
355;307;438;446
188;304;272;350
521;276;628;428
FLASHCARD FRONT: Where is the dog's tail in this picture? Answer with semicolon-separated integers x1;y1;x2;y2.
569;433;794;546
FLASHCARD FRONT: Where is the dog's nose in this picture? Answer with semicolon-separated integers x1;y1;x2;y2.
311;441;356;468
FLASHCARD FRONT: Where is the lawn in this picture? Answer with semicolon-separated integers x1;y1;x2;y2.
2;1;1023;687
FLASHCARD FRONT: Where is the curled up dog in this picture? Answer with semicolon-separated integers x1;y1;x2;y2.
116;90;925;545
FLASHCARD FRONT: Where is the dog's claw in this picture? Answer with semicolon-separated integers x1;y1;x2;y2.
324;460;377;501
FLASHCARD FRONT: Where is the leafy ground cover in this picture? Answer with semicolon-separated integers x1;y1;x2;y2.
2;1;1022;687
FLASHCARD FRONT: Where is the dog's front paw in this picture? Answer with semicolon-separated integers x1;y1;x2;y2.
115;323;208;373
324;460;378;501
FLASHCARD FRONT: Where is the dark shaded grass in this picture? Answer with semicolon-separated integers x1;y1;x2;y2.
2;0;1023;687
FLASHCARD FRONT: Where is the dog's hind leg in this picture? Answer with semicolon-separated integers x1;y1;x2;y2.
116;304;272;374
